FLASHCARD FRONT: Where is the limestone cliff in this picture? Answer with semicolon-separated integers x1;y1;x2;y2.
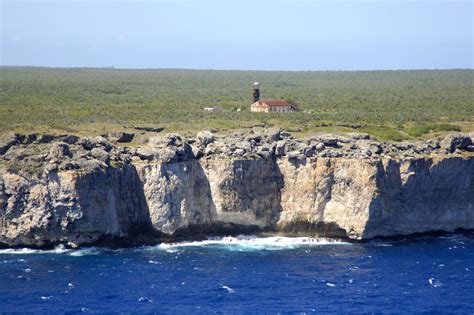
276;156;474;239
0;130;473;247
0;165;151;247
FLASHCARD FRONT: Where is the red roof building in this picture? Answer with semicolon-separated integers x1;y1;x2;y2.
250;99;293;113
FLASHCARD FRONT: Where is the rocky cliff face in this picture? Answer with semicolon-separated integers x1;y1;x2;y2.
0;165;151;247
0;130;473;247
276;156;474;239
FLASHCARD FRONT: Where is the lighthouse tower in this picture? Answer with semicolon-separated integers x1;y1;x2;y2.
252;82;260;102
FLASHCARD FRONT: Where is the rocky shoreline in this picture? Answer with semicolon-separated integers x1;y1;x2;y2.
1;128;473;248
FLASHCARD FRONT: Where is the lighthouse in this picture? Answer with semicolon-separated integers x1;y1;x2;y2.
252;82;260;102
250;81;295;113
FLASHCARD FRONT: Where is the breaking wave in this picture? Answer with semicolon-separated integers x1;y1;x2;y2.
0;245;70;255
155;235;352;251
0;245;101;256
0;235;353;255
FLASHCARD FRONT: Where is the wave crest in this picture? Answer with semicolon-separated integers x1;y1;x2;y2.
0;236;352;255
0;245;70;255
156;235;351;251
0;245;100;256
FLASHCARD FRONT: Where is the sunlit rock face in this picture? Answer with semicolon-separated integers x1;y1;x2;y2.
363;157;474;238
0;131;473;247
0;165;151;247
276;156;474;239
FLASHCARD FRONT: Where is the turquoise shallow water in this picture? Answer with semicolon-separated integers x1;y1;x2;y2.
0;235;473;313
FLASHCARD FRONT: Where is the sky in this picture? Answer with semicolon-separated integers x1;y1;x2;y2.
1;0;473;70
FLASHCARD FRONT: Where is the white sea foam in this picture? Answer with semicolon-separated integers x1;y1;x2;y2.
0;245;70;255
222;285;235;293
0;245;103;256
0;248;45;255
156;235;351;251
67;248;100;257
428;277;443;287
138;297;152;303
0;235;351;255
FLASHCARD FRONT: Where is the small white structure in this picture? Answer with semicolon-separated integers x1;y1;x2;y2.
204;106;221;112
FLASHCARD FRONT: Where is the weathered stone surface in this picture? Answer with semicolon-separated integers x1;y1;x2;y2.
156;148;177;162
81;137;113;152
0;165;151;247
304;144;316;157
190;145;204;159
19;133;37;144
90;147;110;163
36;134;55;144
265;127;281;142
48;143;71;159
3;148;28;161
441;134;473;153
149;134;182;147
371;144;383;155
275;140;286;156
316;142;325;152
75;159;107;172
286;151;300;159
197;131;215;146
234;148;246;157
0;134;18;155
61;135;79;145
103;132;135;143
135;148;155;161
0;130;473;247
348;133;370;140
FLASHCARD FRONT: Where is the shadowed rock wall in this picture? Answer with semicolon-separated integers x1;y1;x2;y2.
1;130;473;247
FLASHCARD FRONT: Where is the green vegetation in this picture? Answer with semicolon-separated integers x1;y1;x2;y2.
403;123;462;138
0;67;473;141
360;126;407;142
6;160;44;176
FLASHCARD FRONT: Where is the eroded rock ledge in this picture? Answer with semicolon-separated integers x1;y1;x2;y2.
0;129;473;247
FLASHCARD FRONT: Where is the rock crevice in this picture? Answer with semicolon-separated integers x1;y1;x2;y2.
0;130;473;247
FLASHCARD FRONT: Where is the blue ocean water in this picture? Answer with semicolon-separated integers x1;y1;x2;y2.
0;235;473;313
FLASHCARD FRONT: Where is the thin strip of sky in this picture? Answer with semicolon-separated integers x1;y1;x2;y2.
1;0;472;70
